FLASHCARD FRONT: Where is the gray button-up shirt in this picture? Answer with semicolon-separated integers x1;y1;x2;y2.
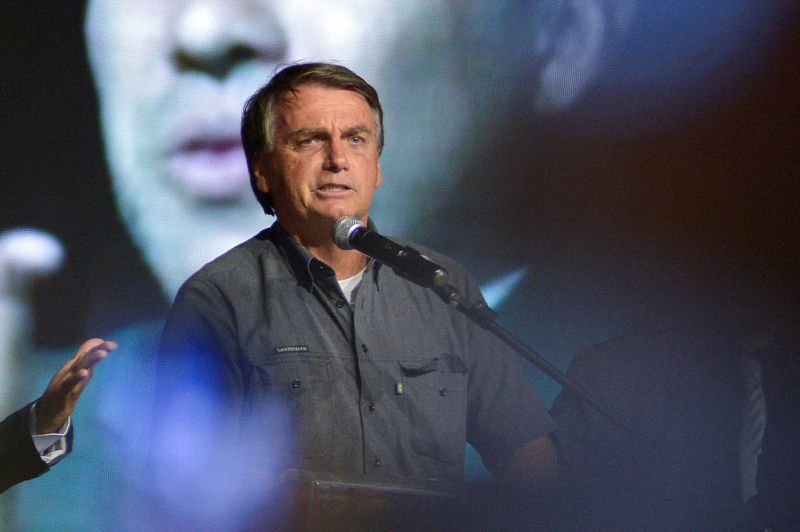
157;222;555;483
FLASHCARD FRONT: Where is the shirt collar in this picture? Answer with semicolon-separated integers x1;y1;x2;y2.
269;219;384;292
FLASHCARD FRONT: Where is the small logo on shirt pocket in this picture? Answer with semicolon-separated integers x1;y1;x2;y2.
274;345;309;354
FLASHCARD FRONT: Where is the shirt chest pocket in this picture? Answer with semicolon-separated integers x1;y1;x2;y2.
245;355;333;459
399;354;468;464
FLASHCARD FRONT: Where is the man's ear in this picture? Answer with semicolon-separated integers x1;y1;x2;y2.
375;161;382;189
254;160;271;194
532;0;635;113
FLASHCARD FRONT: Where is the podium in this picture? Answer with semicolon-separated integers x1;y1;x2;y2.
271;470;465;531
263;470;560;531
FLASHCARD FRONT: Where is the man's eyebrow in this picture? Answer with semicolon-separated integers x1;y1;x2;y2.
287;127;324;138
343;125;373;136
287;125;373;138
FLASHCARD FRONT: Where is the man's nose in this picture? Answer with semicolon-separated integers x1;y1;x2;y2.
323;139;349;173
172;1;287;79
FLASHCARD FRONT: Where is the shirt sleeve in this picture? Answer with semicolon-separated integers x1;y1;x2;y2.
29;403;72;466
458;271;558;475
153;276;246;454
157;276;244;401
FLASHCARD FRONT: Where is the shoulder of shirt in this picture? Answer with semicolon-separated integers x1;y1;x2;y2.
571;322;745;377
179;228;279;287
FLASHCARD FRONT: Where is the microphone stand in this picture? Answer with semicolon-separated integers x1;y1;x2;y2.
432;284;629;431
331;215;627;431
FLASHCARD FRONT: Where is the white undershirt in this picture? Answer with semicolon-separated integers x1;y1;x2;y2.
337;269;365;305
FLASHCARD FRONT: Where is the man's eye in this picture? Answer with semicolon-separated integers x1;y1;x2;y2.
350;135;366;143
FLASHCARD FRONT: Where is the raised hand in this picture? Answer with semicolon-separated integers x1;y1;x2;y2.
34;338;117;435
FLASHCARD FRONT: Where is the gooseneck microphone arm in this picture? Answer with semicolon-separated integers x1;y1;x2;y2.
331;216;627;430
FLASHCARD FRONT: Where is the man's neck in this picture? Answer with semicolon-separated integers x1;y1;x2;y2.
308;242;368;280
281;217;369;280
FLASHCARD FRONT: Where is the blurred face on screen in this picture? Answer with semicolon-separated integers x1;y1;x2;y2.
84;0;509;298
85;0;618;300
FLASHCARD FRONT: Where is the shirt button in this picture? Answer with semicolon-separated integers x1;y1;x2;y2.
439;388;447;397
372;455;381;467
368;400;375;412
360;343;368;353
291;379;302;389
335;300;345;308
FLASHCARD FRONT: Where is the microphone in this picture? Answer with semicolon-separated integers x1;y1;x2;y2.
332;216;449;289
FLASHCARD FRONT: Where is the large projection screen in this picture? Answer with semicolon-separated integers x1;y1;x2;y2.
1;1;798;529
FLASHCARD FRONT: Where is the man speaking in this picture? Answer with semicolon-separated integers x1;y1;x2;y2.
156;63;558;498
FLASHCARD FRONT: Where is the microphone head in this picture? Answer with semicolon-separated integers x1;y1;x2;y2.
332;216;364;250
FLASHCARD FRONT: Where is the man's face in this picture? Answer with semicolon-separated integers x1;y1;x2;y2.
257;85;382;233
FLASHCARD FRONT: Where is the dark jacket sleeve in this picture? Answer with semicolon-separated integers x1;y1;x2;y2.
0;403;48;494
549;327;746;530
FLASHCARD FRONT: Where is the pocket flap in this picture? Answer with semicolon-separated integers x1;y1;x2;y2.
399;357;439;375
399;354;467;375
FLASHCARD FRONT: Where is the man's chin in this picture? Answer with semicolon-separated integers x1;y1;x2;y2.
307;205;366;226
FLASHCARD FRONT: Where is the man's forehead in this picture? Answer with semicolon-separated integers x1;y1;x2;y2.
273;84;373;124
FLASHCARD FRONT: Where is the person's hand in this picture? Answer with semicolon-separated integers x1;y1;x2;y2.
34;338;117;434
